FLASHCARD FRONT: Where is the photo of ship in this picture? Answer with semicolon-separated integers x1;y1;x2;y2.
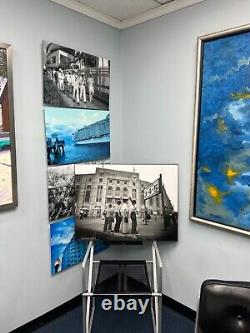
44;107;110;166
74;114;110;145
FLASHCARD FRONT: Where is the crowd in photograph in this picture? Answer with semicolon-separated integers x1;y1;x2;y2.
48;172;75;221
45;68;95;105
77;198;177;236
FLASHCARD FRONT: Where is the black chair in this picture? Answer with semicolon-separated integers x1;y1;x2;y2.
196;279;250;333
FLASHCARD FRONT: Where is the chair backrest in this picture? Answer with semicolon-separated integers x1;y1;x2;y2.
197;279;250;333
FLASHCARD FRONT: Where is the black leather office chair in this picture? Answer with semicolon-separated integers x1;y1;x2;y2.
196;279;250;333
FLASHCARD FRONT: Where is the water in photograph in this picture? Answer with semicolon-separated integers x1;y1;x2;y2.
48;132;110;165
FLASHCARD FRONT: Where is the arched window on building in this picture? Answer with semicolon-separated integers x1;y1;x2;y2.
123;187;128;197
85;185;91;202
107;186;113;196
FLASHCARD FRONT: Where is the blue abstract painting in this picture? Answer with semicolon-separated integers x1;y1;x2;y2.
193;30;250;233
50;216;108;275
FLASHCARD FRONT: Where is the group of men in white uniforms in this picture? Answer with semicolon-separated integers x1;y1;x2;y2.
53;68;95;104
104;199;138;235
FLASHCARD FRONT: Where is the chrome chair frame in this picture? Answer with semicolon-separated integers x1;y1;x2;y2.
82;241;163;333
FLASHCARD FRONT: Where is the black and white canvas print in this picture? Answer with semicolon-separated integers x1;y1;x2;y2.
48;164;75;222
75;164;178;242
43;41;110;110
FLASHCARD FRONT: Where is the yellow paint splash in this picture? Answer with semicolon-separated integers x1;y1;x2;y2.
226;167;239;181
231;92;250;100
207;185;223;204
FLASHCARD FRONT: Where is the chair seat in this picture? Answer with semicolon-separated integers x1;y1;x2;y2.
197;279;250;333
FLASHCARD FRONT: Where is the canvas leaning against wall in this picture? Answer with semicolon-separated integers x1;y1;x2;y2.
42;41;110;111
48;164;75;222
44;107;110;165
75;164;178;242
50;216;109;275
50;217;84;275
190;25;250;236
0;43;17;210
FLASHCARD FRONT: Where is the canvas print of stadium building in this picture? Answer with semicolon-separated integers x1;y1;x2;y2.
75;165;178;241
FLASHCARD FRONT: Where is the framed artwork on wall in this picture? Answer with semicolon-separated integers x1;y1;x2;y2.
0;43;17;211
190;25;250;236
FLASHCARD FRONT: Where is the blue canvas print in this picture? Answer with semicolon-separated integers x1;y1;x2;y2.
192;28;250;234
50;217;85;275
50;216;108;275
44;107;110;166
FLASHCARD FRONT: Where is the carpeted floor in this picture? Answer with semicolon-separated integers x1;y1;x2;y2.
32;301;195;333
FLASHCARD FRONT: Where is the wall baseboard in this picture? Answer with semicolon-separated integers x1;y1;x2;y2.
10;295;82;333
11;293;196;332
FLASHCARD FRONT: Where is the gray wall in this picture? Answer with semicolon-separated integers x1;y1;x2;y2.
120;0;250;311
0;1;122;332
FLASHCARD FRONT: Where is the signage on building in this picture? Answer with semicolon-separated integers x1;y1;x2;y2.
144;178;160;200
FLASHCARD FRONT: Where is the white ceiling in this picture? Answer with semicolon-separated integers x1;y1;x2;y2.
77;0;173;21
50;0;206;29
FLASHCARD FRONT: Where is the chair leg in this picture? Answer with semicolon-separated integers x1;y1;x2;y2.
82;295;86;333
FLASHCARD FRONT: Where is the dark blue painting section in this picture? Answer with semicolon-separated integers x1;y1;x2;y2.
195;31;250;231
50;217;108;275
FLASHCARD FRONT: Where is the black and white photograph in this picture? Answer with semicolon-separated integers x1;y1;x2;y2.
48;164;75;222
75;164;178;242
43;41;110;110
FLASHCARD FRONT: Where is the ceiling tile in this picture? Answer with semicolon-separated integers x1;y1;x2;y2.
77;0;160;21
